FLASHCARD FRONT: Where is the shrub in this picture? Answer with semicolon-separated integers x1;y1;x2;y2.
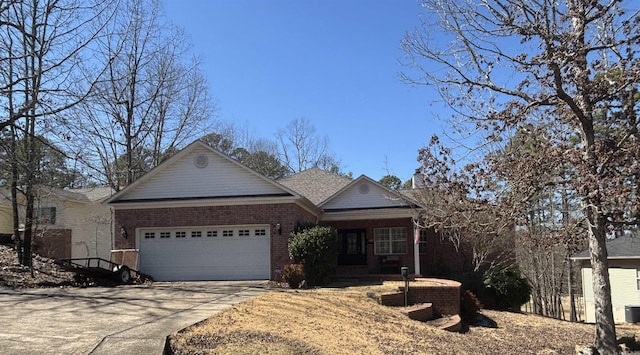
482;265;531;311
281;263;305;289
460;289;483;323
288;225;339;287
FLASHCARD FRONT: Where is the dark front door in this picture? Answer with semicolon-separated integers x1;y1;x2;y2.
338;229;367;265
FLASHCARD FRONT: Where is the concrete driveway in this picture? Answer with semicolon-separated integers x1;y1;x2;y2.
0;281;268;355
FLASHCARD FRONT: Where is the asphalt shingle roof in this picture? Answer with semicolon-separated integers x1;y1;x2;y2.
39;187;115;202
277;168;352;205
572;235;640;259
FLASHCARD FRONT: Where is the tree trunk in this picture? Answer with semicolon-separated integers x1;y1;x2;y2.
569;258;577;322
588;213;618;353
9;120;22;264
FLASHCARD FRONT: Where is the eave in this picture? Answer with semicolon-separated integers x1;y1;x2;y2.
108;194;322;218
320;207;419;221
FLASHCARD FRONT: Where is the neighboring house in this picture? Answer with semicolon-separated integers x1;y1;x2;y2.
0;193;14;243
0;187;114;260
106;140;458;281
572;235;640;323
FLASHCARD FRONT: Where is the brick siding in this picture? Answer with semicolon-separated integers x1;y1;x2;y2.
406;283;461;316
114;202;317;279
33;228;71;260
325;218;416;274
401;303;434;322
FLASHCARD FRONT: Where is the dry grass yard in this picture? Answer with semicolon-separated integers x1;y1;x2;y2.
168;282;640;355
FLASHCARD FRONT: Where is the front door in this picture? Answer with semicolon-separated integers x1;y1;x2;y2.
338;229;367;265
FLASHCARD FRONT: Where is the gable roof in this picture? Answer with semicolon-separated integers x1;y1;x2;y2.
105;141;306;206
42;187;114;203
319;174;416;211
572;235;640;260
277;168;352;205
0;186;114;205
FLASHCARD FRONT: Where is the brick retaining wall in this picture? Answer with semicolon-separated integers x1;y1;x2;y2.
379;278;461;317
406;279;461;316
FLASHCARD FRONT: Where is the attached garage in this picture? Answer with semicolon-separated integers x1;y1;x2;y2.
138;225;271;281
107;141;321;281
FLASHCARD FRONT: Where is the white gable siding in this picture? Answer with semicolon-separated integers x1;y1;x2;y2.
0;206;13;234
120;146;286;201
65;200;112;260
323;181;406;210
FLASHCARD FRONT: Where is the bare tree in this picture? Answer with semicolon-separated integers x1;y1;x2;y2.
0;0;114;267
200;123;289;179
276;117;342;173
413;141;514;278
403;1;639;352
68;0;213;190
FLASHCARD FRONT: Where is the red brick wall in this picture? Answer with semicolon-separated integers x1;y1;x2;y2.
325;218;416;274
114;202;317;279
325;219;468;278
419;227;464;277
33;228;71;260
380;280;461;317
407;284;461;316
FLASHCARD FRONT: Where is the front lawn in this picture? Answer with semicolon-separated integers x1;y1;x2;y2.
167;282;640;354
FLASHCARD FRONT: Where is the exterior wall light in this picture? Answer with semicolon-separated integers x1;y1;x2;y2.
121;226;128;239
276;223;281;235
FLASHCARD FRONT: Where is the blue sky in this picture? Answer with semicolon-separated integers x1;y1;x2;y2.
161;0;446;182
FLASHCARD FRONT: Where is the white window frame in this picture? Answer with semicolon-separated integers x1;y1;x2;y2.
159;232;171;239
374;227;407;255
418;229;429;255
175;231;186;238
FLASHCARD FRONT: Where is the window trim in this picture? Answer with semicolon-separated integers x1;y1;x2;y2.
374;227;407;255
418;229;429;255
36;207;57;225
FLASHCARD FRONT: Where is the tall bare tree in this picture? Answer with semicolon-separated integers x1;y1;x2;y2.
0;0;113;267
403;1;639;352
276;117;342;174
68;0;213;190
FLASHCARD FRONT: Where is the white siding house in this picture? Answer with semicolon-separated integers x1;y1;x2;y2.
572;235;640;323
0;187;114;260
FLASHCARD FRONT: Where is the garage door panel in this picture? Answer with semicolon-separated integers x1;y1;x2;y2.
144;263;270;281
139;226;270;281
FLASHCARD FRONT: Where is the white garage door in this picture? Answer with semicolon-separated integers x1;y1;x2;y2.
138;225;270;281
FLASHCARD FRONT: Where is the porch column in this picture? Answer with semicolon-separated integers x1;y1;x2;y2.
413;224;421;276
